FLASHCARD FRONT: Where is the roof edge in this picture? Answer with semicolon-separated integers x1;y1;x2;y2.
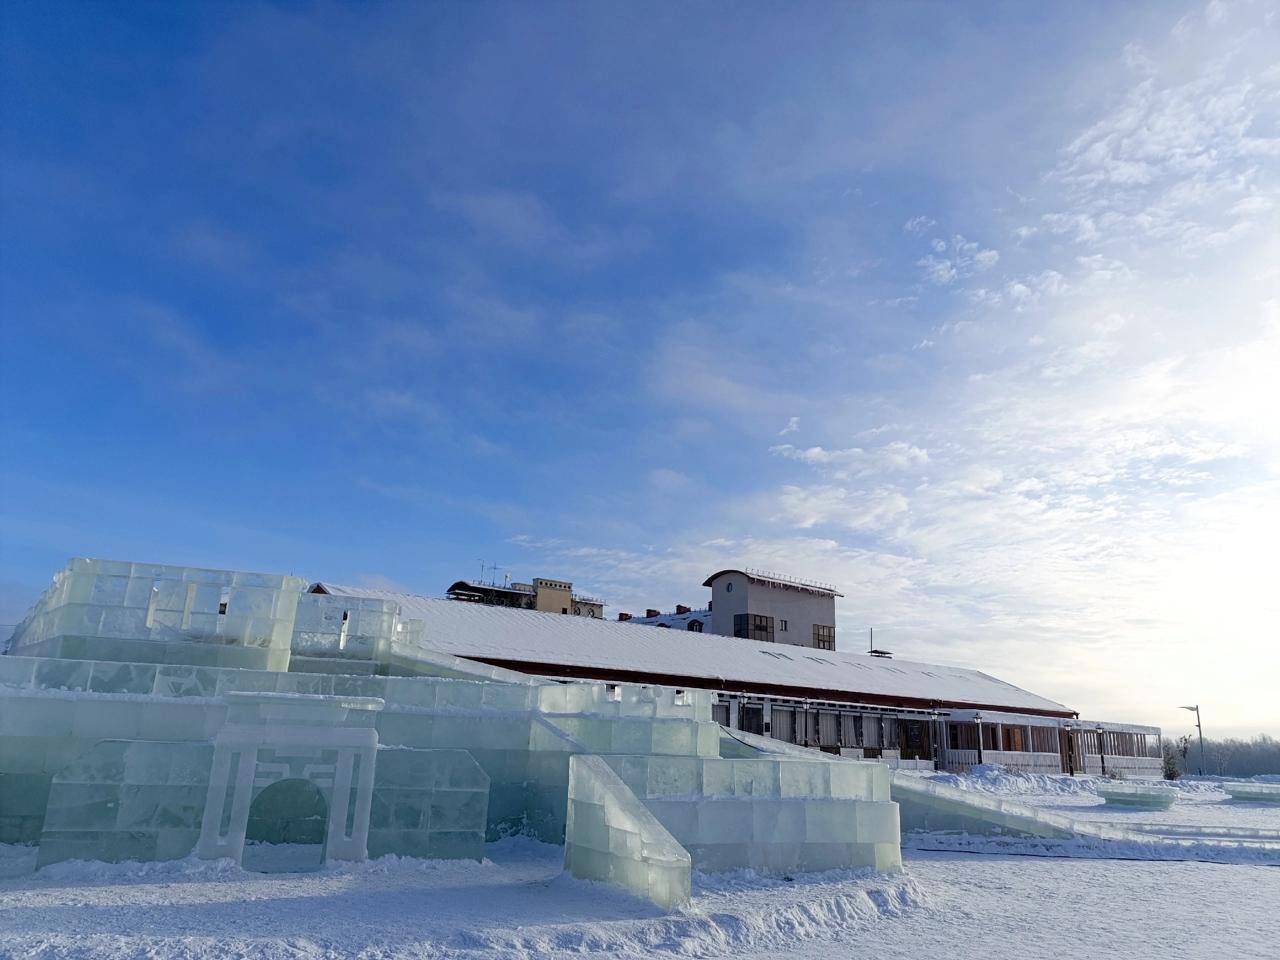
702;568;844;597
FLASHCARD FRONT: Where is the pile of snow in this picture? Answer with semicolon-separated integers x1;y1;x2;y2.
921;765;1238;799
921;764;1100;796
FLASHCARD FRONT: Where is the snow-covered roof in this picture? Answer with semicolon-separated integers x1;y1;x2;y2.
703;568;843;597
628;608;710;630
311;583;1072;715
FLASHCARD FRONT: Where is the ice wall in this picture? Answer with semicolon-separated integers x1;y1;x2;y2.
603;754;902;875
1223;783;1280;804
564;754;692;909
2;654;754;848
889;772;1133;840
1097;783;1178;808
7;559;306;671
369;747;489;860
291;592;400;662
37;739;214;867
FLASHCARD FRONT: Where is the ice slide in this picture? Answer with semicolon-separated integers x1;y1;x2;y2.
718;730;1280;864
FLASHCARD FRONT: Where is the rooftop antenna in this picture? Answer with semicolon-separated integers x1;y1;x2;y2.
868;626;893;659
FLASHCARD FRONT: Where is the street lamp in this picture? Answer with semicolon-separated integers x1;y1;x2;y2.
974;712;984;766
929;709;941;769
1095;724;1107;778
1063;721;1075;776
1180;705;1206;776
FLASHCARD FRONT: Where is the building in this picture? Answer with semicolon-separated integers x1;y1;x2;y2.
445;575;604;619
313;580;1163;777
620;605;709;632
625;568;841;650
706;568;840;649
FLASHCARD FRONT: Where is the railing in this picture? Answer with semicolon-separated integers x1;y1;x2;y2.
943;749;1063;774
743;568;839;594
1082;754;1163;777
943;749;980;770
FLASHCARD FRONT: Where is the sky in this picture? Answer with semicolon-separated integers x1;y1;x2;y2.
2;1;1277;739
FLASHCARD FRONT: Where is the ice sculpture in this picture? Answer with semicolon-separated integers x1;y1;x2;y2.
1096;783;1178;808
1;556;909;908
38;739;214;867
1223;782;1280;804
7;559;306;671
565;754;692;908
196;692;384;863
889;771;1146;842
595;754;902;875
290;592;401;663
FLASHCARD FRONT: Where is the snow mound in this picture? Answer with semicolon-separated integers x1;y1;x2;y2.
923;764;1100;796
921;766;1236;800
445;870;927;957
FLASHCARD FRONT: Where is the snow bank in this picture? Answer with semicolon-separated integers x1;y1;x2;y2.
920;765;1229;798
921;764;1099;796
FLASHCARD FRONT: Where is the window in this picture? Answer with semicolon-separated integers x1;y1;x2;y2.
779;619;788;632
734;613;774;643
688;619;703;632
811;624;835;650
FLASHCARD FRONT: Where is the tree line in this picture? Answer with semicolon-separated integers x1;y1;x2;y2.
1163;733;1280;778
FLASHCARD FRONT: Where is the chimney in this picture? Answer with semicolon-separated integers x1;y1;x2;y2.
675;604;691;615
645;609;661;619
617;612;632;622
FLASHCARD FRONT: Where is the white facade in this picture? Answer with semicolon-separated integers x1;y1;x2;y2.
706;569;841;649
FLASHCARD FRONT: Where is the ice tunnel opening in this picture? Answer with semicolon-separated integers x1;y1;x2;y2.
241;778;328;873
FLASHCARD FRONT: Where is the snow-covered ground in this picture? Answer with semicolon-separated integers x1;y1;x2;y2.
3;773;1278;960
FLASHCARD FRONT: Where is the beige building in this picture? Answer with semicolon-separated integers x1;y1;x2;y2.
624;568;841;650
446;576;604;618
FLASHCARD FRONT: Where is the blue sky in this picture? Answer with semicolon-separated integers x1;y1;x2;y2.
2;1;1277;737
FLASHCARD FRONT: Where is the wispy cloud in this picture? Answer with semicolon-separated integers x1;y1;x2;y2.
432;189;648;266
917;235;1000;285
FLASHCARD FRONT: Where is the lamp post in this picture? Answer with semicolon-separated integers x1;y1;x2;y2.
1095;724;1107;778
974;712;984;766
1063;721;1075;776
1180;705;1205;776
929;709;941;769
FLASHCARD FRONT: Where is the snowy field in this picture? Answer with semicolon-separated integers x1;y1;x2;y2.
3;774;1278;960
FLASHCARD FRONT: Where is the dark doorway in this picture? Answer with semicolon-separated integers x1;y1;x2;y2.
242;778;328;872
